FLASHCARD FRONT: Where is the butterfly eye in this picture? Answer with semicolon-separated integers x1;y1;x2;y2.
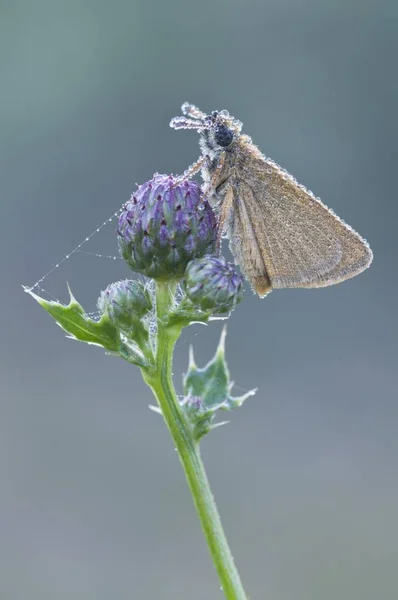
214;124;234;147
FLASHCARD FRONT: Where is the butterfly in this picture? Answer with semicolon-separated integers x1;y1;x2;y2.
170;103;373;296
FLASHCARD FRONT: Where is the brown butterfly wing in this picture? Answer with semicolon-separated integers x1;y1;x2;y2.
228;157;373;296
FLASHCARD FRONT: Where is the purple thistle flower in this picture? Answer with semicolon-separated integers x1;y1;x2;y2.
118;174;217;280
183;255;244;314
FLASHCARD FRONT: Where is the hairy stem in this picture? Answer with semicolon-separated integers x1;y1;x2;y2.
142;280;248;600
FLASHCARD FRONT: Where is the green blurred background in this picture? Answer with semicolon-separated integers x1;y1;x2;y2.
1;1;397;598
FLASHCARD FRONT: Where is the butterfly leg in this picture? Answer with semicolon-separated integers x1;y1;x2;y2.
172;156;206;185
215;184;234;252
201;152;227;204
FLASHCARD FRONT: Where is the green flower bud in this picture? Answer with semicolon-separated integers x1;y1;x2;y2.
182;255;244;314
97;279;152;331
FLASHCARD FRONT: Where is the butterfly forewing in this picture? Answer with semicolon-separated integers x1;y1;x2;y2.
230;156;373;295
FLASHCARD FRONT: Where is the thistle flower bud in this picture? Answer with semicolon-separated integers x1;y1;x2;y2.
118;174;217;280
97;279;152;331
182;255;244;314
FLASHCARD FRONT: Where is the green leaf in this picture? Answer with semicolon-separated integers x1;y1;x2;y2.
182;327;257;440
166;301;212;329
25;285;120;351
119;339;152;369
184;327;256;410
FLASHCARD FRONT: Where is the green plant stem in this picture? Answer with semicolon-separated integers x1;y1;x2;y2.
142;281;248;600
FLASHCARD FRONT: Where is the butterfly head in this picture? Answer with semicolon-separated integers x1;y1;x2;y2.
170;103;243;152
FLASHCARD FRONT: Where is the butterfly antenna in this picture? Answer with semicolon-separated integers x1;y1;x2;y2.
169;116;207;131
181;102;207;120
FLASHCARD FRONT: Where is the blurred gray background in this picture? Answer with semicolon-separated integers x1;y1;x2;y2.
1;1;397;598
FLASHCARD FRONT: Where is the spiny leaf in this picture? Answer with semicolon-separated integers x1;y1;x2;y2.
182;327;257;440
24;285;120;351
184;327;255;409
